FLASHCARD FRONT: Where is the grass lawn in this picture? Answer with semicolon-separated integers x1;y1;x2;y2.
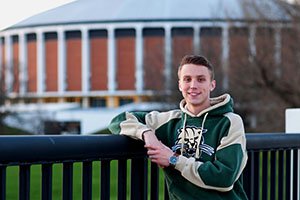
1;126;166;199
5;160;166;200
0;125;32;135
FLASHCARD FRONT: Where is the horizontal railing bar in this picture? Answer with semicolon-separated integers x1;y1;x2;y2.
246;133;300;150
0;133;299;166
0;135;146;166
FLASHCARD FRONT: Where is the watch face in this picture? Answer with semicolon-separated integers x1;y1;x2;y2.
169;155;178;165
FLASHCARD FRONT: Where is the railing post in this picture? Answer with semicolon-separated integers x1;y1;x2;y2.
118;159;127;200
101;160;111;200
42;164;53;200
278;150;284;200
270;151;277;200
292;149;299;200
262;151;268;200
82;161;92;200
250;151;260;200
131;158;148;200
0;166;6;200
150;163;159;200
19;165;30;200
63;162;73;200
242;154;251;198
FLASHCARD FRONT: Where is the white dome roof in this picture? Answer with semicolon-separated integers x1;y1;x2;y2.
8;0;291;29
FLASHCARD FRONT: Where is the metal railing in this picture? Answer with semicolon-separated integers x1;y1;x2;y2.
0;133;299;200
244;133;300;200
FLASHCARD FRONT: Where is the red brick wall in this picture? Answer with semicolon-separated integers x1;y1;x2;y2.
256;28;275;69
12;36;19;93
200;27;222;93
116;29;135;90
281;28;297;80
172;28;194;68
229;27;250;90
90;30;108;90
66;31;82;91
45;33;58;92
143;28;165;90
1;37;5;91
27;34;37;92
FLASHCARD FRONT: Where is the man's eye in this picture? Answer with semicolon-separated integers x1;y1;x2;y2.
198;78;205;82
184;78;191;82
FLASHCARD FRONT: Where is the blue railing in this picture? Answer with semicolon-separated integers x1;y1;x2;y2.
0;133;299;200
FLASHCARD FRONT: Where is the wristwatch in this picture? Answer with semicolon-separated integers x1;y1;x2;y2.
169;153;179;168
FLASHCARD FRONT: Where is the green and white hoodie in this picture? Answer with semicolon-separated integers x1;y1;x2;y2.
109;94;248;200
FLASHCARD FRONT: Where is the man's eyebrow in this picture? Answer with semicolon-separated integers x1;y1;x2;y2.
183;74;206;77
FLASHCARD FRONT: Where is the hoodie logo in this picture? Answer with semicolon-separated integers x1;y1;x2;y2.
172;126;214;159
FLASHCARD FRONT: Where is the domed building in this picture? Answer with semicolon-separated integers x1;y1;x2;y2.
0;0;296;133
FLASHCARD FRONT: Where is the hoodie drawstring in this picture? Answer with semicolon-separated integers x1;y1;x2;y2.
195;112;208;158
181;113;187;155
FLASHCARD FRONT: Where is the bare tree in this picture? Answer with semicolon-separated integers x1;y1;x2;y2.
143;0;300;132
228;0;300;132
0;62;14;132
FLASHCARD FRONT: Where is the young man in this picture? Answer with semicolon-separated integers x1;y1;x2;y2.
109;55;248;199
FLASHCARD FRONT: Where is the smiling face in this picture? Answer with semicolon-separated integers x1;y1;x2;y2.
178;63;216;115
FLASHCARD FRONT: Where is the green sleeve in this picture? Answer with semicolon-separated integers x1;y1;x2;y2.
108;111;149;139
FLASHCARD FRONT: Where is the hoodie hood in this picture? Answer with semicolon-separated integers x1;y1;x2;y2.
176;94;234;158
179;93;234;117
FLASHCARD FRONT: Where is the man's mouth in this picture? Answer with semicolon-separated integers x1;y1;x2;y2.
188;92;200;97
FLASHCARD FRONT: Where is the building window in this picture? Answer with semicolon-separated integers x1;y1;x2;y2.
119;97;133;106
90;97;106;107
65;97;82;104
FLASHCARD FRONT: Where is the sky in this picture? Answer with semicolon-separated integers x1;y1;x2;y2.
0;0;297;31
0;0;76;31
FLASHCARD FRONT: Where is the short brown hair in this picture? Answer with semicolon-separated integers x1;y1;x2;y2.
178;55;215;80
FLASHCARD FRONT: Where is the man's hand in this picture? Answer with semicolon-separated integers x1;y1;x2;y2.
143;130;174;168
145;142;174;168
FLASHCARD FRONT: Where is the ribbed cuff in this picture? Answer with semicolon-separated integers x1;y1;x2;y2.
137;128;152;140
174;155;190;171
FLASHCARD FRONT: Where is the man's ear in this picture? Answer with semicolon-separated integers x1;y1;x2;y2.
210;80;216;91
178;80;182;91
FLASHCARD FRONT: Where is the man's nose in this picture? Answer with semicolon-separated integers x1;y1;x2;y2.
190;79;198;88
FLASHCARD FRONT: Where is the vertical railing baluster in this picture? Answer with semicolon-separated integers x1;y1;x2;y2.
42;164;52;200
248;151;255;200
286;150;291;200
270;151;276;200
82;161;92;200
0;166;6;200
262;151;268;200
243;151;251;199
63;162;73;200
19;165;30;200
164;181;169;200
101;160;110;200
253;151;260;200
278;150;284;200
150;162;159;200
131;158;147;200
117;159;127;200
292;149;299;200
